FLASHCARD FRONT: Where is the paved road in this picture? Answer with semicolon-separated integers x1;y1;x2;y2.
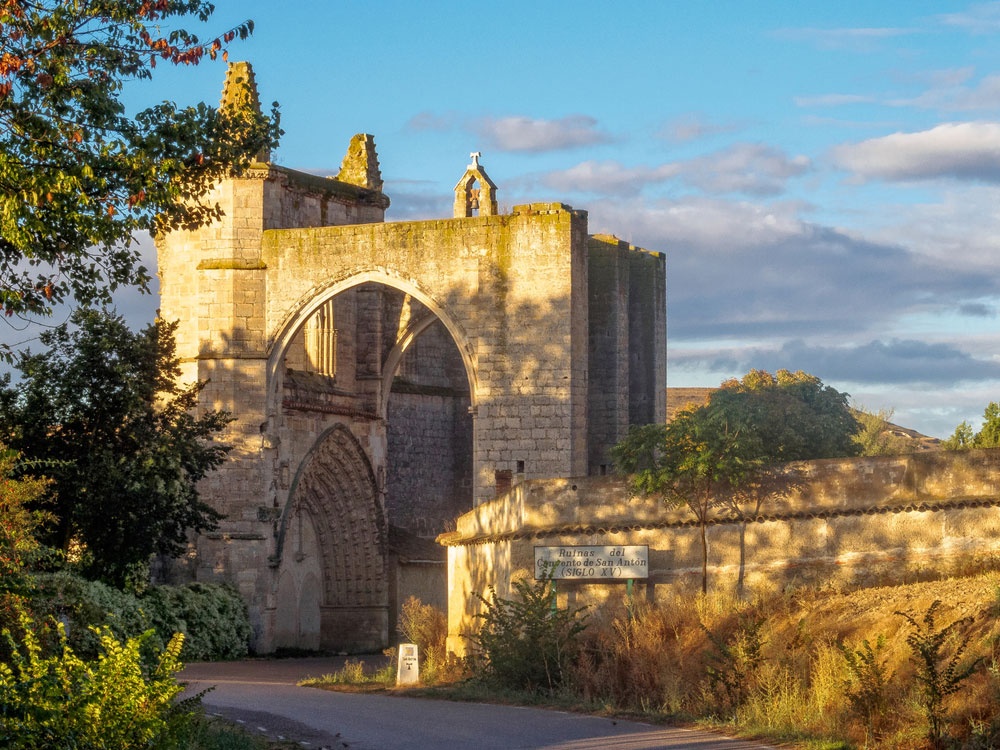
180;657;778;750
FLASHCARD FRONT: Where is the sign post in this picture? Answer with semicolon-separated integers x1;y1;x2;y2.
534;545;649;581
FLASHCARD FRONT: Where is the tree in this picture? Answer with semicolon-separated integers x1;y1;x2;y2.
0;0;280;318
613;369;858;594
942;402;1000;450
941;421;974;450
852;405;912;456
0;308;231;588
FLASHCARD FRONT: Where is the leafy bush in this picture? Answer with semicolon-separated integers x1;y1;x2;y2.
29;573;250;661
31;571;147;658
0;614;190;749
471;573;587;693
839;635;894;744
142;583;251;661
702;608;767;715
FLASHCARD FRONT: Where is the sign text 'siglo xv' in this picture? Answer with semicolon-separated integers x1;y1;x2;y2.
534;545;649;580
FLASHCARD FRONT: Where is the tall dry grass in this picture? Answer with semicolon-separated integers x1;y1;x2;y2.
564;573;1000;749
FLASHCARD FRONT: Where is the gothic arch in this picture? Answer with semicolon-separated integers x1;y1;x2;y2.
275;424;385;609
265;269;479;420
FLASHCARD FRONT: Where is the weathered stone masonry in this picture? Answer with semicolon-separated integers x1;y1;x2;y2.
441;449;1000;654
156;63;666;653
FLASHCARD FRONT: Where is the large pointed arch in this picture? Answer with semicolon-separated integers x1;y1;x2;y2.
274;424;385;609
265;268;479;421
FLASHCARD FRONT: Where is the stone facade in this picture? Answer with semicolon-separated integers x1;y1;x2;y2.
441;449;1000;654
155;64;666;653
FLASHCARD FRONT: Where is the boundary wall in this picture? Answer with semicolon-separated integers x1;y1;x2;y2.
440;449;1000;653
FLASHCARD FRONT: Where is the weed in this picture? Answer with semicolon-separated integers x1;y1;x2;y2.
896;600;983;748
702;608;766;715
838;635;894;745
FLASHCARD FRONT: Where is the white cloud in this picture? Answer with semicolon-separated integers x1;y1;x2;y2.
860;185;1000;270
404;111;460;132
832;122;1000;182
472;115;612;153
771;26;913;51
540;144;808;199
588;194;997;344
938;2;1000;34
681;144;810;196
890;73;1000;111
657;114;740;143
542;161;679;197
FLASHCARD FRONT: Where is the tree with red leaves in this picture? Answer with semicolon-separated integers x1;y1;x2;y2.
0;1;280;319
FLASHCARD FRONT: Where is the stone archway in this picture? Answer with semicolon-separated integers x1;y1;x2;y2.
271;424;387;652
155;78;665;652
270;278;473;644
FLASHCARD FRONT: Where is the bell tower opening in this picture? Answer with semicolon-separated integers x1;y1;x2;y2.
453;151;498;218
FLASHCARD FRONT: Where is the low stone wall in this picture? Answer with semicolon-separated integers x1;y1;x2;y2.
439;449;1000;654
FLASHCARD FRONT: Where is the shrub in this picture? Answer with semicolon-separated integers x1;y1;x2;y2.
896;600;982;749
30;571;146;658
398;596;447;664
29;573;251;661
838;635;894;744
571;600;690;714
701;607;767;715
471;573;587;693
142;582;251;661
0;613;191;749
396;596;462;683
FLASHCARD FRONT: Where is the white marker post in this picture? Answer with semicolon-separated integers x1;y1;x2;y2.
396;643;420;686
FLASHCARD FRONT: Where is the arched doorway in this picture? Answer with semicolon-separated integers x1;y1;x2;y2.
273;424;386;652
271;280;474;651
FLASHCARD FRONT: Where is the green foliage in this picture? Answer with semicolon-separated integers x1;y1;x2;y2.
896;600;982;748
942;420;975;450
943;402;1000;451
838;635;894;743
0;0;280;319
613;369;857;592
472;573;588;693
0;448;53;626
30;573;250;661
702;609;767;714
976;403;1000;448
0;308;232;588
300;658;396;689
0;614;190;750
712;369;860;462
852;405;912;456
31;571;146;658
142;583;250;661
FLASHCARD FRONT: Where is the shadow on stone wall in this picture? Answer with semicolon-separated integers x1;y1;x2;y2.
442;450;1000;651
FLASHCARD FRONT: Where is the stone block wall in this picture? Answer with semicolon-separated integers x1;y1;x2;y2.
586;235;666;473
157;142;666;651
441;449;1000;654
387;391;473;535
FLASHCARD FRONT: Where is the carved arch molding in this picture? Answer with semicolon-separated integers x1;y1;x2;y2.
278;424;387;610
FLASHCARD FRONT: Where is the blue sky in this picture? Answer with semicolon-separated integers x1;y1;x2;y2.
104;1;1000;438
